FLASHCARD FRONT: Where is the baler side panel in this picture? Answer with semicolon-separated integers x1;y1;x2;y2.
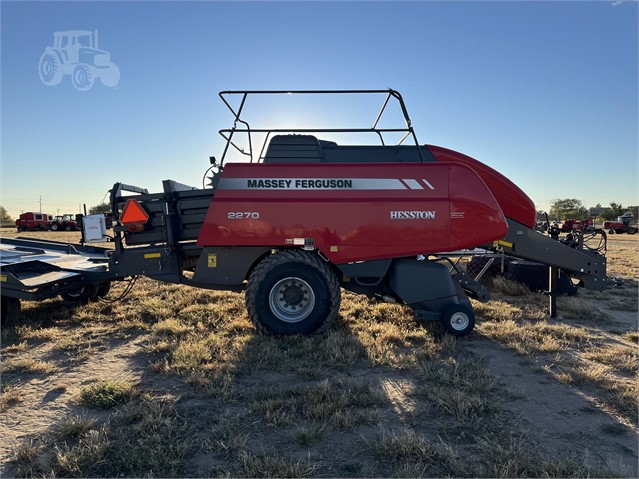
197;163;508;263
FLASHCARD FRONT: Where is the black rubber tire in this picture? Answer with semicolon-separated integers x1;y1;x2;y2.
466;255;514;281
441;303;475;337
61;283;99;303
50;223;59;231
608;229;615;235
245;250;341;335
506;261;577;296
627;227;636;235
65;225;71;231
96;281;111;298
1;296;21;328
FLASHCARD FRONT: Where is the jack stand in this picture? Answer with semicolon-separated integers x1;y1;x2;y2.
549;266;558;318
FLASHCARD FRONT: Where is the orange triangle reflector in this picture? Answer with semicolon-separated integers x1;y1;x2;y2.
120;199;149;226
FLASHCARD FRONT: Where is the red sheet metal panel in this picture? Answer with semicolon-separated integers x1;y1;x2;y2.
427;145;536;229
198;162;507;263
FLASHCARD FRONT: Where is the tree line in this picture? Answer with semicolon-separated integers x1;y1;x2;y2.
537;200;638;223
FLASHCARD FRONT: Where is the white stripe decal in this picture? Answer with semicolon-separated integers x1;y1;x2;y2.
217;178;410;190
351;179;408;190
421;179;435;190
403;179;423;190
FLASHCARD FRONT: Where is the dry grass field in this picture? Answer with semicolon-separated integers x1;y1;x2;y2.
1;227;637;477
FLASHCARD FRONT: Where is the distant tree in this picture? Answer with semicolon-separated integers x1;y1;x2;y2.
0;205;13;225
549;199;586;221
601;202;625;221
89;202;111;215
629;206;638;220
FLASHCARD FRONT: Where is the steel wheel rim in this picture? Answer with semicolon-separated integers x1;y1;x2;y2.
269;276;315;323
449;311;469;330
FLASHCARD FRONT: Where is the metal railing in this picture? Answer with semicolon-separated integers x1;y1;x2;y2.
215;89;424;167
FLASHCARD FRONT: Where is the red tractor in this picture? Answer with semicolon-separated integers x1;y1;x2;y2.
604;212;636;235
50;214;80;231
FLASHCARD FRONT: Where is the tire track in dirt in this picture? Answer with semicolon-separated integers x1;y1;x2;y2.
460;335;638;477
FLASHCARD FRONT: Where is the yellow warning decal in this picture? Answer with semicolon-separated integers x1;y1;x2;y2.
144;252;161;259
208;254;217;268
0;274;7;282
492;240;513;248
330;246;338;252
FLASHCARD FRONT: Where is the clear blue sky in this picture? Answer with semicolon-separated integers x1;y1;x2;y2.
1;1;637;220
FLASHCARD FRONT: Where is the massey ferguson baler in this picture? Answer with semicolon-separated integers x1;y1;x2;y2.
0;90;610;335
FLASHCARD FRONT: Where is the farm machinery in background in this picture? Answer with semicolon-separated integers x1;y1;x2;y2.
603;212;637;235
559;218;594;233
15;212;53;231
50;214;80;231
0;90;614;336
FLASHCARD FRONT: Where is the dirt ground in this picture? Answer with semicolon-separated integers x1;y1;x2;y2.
1;228;637;477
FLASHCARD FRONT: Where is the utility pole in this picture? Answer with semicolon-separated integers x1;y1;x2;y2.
39;195;43;212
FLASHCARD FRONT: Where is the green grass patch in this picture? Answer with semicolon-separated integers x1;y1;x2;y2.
80;379;138;409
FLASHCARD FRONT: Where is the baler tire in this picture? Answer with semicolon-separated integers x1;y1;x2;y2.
506;261;577;297
627;227;636;235
245;250;341;336
61;284;99;304
1;297;21;328
466;255;514;282
441;303;475;337
96;281;111;298
50;224;59;231
608;229;615;234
